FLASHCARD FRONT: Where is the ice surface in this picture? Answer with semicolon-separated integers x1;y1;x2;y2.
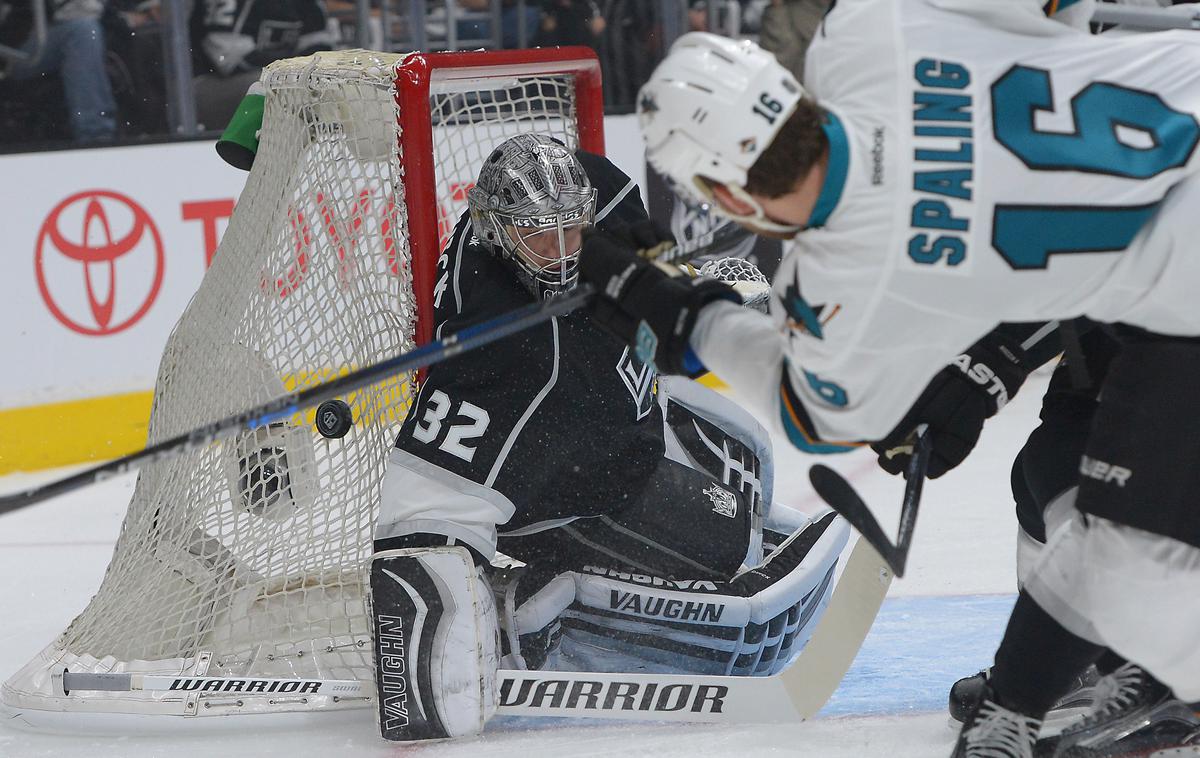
0;374;1050;757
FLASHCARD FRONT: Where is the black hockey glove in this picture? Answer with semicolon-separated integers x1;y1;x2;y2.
580;223;740;375
873;333;1031;479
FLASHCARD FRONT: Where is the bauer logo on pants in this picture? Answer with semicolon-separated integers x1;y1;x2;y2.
35;190;165;336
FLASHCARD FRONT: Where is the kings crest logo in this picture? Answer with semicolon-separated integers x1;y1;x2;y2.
617;347;656;421
703;484;737;519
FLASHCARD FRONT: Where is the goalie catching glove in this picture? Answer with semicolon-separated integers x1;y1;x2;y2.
873;331;1031;479
580;220;740;375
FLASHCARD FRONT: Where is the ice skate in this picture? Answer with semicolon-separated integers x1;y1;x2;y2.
951;665;1101;736
952;680;1042;758
1037;663;1200;757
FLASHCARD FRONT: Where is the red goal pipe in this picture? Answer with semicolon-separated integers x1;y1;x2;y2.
395;47;605;351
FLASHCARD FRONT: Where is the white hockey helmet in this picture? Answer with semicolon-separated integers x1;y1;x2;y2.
638;32;807;234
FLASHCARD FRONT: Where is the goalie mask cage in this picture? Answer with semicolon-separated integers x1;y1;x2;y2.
3;47;602;721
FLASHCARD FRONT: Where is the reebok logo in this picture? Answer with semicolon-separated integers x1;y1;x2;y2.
871;127;885;185
1080;455;1131;487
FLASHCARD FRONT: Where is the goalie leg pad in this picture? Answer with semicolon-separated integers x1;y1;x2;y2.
561;511;849;676
369;547;499;741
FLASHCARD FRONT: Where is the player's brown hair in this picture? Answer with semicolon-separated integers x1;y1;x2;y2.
744;99;829;198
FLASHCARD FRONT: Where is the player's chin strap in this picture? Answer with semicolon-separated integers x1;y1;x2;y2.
696;180;803;239
716;184;804;238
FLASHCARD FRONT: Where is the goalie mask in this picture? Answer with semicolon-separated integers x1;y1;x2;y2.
638;32;807;235
468;134;597;298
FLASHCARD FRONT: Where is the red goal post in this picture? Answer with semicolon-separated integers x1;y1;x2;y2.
397;47;605;348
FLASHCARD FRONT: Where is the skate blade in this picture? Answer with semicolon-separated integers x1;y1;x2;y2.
1037;705;1093;738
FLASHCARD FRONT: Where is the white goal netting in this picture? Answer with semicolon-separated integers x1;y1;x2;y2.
3;49;590;719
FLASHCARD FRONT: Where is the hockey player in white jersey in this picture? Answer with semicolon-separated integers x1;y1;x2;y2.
577;3;1200;756
368;134;847;742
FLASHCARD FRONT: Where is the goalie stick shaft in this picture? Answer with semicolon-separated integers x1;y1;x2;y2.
59;537;890;724
0;229;740;515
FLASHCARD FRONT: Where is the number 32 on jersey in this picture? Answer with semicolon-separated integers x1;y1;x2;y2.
411;389;491;462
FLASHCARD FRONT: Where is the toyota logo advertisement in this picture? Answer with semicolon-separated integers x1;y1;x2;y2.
1;119;646;411
35;190;166;336
2;141;244;405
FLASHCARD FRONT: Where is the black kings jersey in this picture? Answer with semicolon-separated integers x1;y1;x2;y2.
395;151;662;532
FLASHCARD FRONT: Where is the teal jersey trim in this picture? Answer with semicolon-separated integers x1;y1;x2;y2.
806;111;850;229
1044;0;1083;15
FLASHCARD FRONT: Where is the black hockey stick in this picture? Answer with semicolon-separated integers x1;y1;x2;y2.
807;427;932;578
0;228;754;515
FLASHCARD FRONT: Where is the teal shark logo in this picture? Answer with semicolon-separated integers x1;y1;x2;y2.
782;282;826;340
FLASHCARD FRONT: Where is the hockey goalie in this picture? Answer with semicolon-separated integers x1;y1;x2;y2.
369;134;849;741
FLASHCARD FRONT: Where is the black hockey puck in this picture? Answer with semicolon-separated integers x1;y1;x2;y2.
315;399;353;439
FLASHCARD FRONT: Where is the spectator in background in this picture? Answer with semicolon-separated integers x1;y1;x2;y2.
757;0;827;80
536;0;604;47
190;0;336;130
455;0;539;48
0;0;118;143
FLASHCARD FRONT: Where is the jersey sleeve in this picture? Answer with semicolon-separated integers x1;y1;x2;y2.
923;0;1096;33
691;296;994;451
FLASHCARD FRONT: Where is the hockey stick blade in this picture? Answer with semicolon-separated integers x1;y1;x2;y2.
807;429;932;578
0;228;748;515
654;222;755;265
59;538;888;724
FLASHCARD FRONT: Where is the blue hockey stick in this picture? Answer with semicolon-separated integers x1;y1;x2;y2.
0;221;759;515
0;284;595;515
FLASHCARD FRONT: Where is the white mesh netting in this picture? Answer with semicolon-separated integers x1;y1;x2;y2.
3;49;585;718
698;257;771;312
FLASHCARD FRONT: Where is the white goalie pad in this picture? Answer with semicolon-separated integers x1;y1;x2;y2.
368;547;500;740
559;513;849;676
